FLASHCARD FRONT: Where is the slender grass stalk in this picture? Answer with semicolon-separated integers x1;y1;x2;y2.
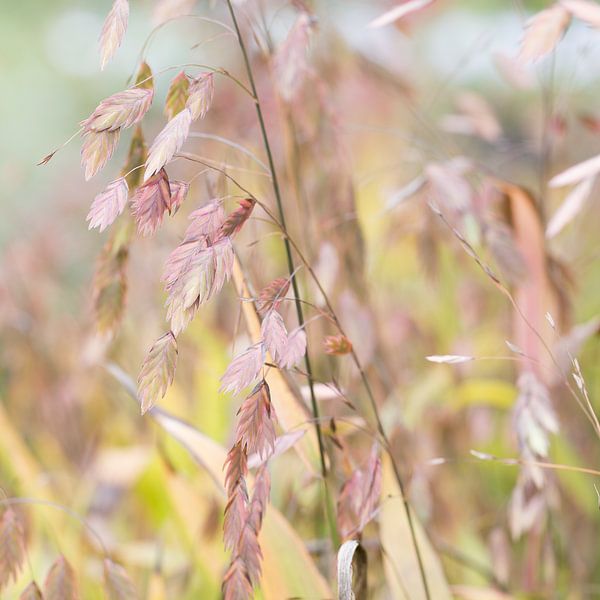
281;226;432;600
224;4;430;586
224;0;339;550
430;203;600;439
180;147;432;597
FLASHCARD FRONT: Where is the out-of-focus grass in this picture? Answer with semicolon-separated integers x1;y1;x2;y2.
1;1;600;598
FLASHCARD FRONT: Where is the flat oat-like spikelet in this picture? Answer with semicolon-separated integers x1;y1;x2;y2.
277;327;307;369
130;168;171;236
186;72;214;120
337;444;382;539
122;125;147;189
144;108;192;180
222;558;252;600
256;277;290;314
222;396;275;600
218;198;256;239
518;4;571;63
162;237;208;292
165;180;189;214
185;200;225;241
165;237;234;334
223;480;249;551
323;334;353;356
87;177;129;232
223;442;250;549
134;61;154;91
260;310;288;362
220;344;265;395
248;464;270;532
44;555;79;600
103;558;139;600
99;0;129;70
272;12;314;101
224;441;249;496
164;71;190;120
0;509;25;590
235;381;277;458
19;581;43;600
83;88;154;133
92;220;131;336
81;129;121;181
138;331;178;414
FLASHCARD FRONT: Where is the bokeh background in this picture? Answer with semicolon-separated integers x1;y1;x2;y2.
2;0;600;598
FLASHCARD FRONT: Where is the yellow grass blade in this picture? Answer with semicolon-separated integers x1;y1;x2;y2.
380;454;451;600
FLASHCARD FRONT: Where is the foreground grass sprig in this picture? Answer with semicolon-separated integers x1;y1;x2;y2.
222;381;276;599
223;0;328;482
30;0;600;596
220;5;345;576
0;497;138;599
217;5;432;593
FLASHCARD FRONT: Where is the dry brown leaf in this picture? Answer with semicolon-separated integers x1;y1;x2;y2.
496;181;564;369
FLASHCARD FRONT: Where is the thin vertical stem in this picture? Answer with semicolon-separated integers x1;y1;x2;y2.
224;6;430;594
281;231;432;600
224;0;328;487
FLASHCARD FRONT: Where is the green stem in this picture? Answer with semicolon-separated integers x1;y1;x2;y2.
182;146;429;594
273;204;432;599
225;0;334;537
